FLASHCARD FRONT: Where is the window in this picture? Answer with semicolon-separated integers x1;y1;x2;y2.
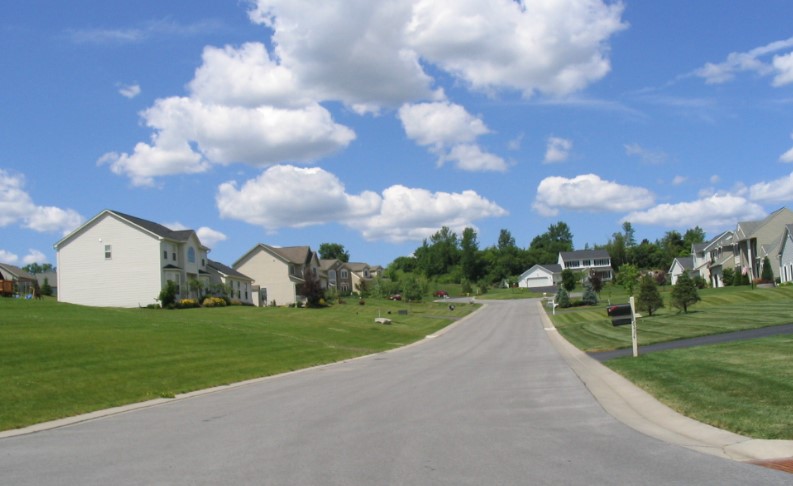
172;252;177;261
104;245;112;260
163;250;167;259
341;270;349;279
187;247;196;264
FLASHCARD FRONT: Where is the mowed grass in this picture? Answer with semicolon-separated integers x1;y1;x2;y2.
546;285;793;439
550;285;793;352
1;298;475;431
607;335;793;439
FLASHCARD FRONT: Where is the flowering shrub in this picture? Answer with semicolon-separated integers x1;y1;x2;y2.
177;298;200;309
202;297;227;307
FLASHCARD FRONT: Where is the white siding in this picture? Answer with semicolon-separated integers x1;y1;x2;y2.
780;233;793;284
57;214;162;307
518;268;554;288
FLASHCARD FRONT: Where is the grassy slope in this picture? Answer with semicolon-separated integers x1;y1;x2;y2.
548;285;793;439
1;298;474;431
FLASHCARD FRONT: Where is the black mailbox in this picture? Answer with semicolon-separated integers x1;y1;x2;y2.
607;304;633;326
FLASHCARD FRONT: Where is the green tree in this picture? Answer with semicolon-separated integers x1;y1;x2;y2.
527;222;573;266
561;268;576;292
581;281;598;306
414;226;459;277
670;272;701;313
41;278;53;296
300;267;326;307
460;227;484;282
158;281;178;308
636;274;663;316
616;263;640;295
761;256;774;283
556;287;571;308
318;243;350;262
22;262;54;274
721;267;735;287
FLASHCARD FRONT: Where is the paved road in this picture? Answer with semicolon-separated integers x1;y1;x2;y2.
1;300;788;484
590;323;793;361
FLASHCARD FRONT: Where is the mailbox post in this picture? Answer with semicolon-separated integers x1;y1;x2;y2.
606;296;638;357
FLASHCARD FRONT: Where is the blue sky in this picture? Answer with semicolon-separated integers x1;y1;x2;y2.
3;1;793;268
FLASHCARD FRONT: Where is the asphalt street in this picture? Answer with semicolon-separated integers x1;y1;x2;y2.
1;299;789;484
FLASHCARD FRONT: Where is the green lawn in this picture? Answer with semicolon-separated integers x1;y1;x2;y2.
607;335;793;439
1;297;475;431
547;284;793;439
550;285;793;352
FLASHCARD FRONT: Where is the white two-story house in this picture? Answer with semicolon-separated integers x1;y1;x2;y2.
558;250;613;282
54;210;212;307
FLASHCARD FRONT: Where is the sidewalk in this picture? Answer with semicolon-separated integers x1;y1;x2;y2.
536;301;793;463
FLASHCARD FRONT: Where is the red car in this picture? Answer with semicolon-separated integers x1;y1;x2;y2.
433;290;449;297
389;294;402;301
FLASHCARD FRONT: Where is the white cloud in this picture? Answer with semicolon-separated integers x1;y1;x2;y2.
0;169;84;234
100;97;354;186
399;102;489;147
780;132;793;163
442;144;508;172
118;83;141;98
398;101;506;171
356;185;508;242
188;43;310;108
772;52;793;86
543;137;572;164
216;164;506;242
748;171;793;202
0;249;19;264
533;174;654;216
672;175;687;185
406;0;627;97
196;227;228;248
22;249;48;265
623;194;766;230
624;143;668;165
216;165;381;230
695;36;793;86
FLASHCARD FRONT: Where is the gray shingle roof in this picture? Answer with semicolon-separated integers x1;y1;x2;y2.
207;260;252;280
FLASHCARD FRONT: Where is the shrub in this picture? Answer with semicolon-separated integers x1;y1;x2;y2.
556;287;571;308
158;281;178;308
177;298;200;309
581;281;598;306
202;297;227;308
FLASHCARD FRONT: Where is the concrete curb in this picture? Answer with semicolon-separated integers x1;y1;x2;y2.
537;301;793;462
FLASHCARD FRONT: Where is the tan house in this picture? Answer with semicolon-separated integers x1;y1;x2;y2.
233;244;320;306
344;262;373;294
0;263;37;297
735;207;793;281
206;260;254;304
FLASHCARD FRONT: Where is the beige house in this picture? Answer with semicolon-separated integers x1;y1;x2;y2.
344;262;373;294
233;244;320;306
735;207;793;281
206;260;254;304
54;210;213;308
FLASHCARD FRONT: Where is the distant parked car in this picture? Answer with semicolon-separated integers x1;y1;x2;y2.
433;290;449;298
389;294;402;301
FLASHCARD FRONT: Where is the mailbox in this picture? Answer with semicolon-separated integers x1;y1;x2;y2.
607;304;633;326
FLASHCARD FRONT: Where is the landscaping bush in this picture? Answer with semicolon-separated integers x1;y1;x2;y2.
202;297;227;308
157;281;178;308
177;299;200;309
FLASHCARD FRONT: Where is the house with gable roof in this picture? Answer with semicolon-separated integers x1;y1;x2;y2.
668;256;695;285
518;263;563;290
735;207;793;281
206;260;253;304
558;249;613;282
54;209;213;307
233;244;320;306
0;263;37;296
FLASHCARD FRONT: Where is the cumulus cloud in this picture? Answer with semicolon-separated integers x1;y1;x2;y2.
543;136;572;163
23;249;48;265
398;101;506;171
196;227;228;248
533;174;654;216
217;165;382;230
747;171;793;203
0;249;18;264
216;164;506;242
0;169;84;234
104;1;626;185
405;0;626;97
695;36;793;86
672;175;687;185
623;194;766;230
100;97;354;186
